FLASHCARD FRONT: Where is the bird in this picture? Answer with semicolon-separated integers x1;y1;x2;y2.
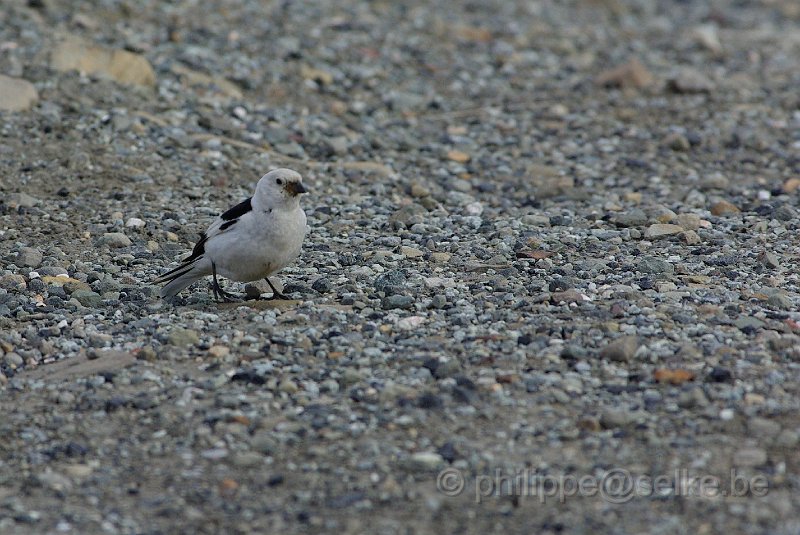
154;168;308;302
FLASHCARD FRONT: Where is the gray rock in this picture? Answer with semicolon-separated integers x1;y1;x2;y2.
72;290;103;307
767;293;792;310
637;257;674;275
644;224;683;238
599;336;640;362
612;209;647;227
402;452;444;472
383;295;414;309
168;328;200;346
17;247;43;267
0;75;39;111
733;447;767;467
100;232;132;248
4;192;40;208
734;316;765;332
3;352;23;368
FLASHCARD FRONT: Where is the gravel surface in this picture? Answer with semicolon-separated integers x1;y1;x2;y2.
1;0;800;533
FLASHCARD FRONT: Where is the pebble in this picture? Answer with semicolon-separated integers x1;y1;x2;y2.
0;75;39;111
16;247;43;267
404;452;445;472
167;328;200;346
100;232;132;248
667;68;715;93
4;192;40;208
644;223;683;238
710;200;740;216
51;35;156;87
599;336;639;362
732;447;767;467
400;246;424;258
637;257;674;275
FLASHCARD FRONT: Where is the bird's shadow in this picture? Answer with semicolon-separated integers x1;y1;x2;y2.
215;299;301;311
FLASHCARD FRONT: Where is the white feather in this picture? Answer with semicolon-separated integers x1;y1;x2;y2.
155;168;308;300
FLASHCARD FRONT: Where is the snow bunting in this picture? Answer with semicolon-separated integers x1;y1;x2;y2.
154;168;308;302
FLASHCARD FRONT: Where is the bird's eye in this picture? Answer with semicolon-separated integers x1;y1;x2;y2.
276;178;283;185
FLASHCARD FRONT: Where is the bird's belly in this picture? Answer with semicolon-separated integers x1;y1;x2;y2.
207;232;302;283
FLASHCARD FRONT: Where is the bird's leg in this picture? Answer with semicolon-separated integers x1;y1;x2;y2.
211;262;239;302
265;277;289;300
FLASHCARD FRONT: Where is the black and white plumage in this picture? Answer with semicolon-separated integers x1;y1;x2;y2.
154;168;309;301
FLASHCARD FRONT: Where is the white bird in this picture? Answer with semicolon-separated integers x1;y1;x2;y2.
154;168;308;302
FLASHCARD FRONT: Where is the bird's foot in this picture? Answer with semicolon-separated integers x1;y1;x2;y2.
264;277;289;301
211;283;241;303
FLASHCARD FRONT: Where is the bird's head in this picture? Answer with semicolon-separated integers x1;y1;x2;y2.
256;168;308;208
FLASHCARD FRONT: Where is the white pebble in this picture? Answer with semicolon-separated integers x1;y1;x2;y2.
126;217;145;228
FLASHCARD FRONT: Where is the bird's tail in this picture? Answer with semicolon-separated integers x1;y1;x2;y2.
153;260;205;300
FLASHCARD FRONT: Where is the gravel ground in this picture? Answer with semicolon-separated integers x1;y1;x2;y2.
1;0;800;533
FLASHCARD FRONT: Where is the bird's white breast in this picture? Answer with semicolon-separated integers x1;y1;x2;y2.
206;206;307;282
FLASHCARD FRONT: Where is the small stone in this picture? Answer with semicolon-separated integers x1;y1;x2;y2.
734;316;765;333
51;35;156;87
208;345;230;358
4;192;40;208
691;24;723;54
706;367;733;383
446;150;471;163
0;274;27;291
125;218;145;228
644;223;683;238
100;232;132;248
279;379;298;394
311;278;332;294
410;183;431;198
664;132;690;151
637;256;674;275
595;57;654;89
168;328;200;346
782;177;800;194
244;280;271;298
401;246;424;258
733;447;767;467
404;452;444;472
17;247;43;267
760;252;780;269
710;200;739;216
680;230;701;245
677;386;708;408
63;280;92;294
0;75;39;111
599;335;639;362
675;213;702;231
383;295;414;310
766;293;792;310
72;290;103;307
300;64;334;85
600;408;640;428
374;270;407;293
551;289;587;304
775;429;799;448
429;294;447;308
3;352;23;368
232;452;263;468
748;417;781;438
667;68;715;93
611;209;647;227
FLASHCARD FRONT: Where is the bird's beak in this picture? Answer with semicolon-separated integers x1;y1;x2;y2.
285;181;308;196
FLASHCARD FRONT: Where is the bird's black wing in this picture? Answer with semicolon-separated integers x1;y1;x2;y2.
221;197;252;221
